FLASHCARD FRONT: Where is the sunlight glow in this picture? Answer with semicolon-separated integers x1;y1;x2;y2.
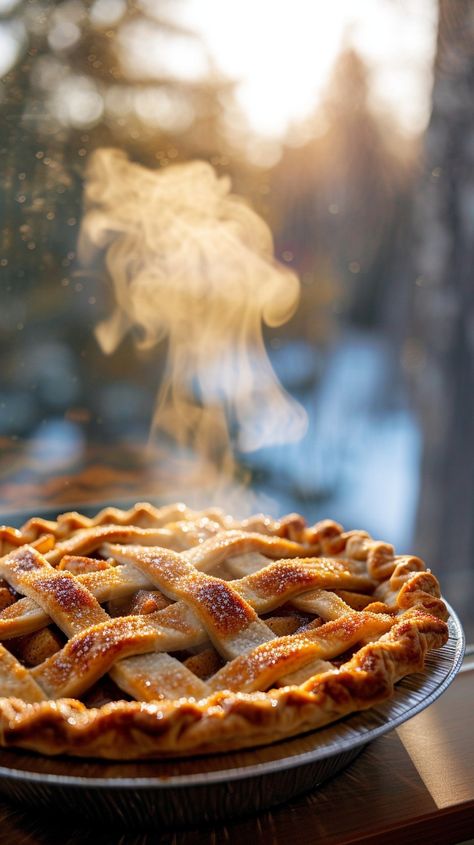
174;0;437;138
0;21;25;77
118;19;208;82
0;0;437;141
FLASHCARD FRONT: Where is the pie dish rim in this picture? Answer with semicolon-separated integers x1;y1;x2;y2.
0;604;464;788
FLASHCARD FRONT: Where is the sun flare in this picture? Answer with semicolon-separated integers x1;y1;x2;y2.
174;0;437;139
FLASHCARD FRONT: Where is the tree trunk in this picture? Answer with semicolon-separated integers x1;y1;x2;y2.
413;1;474;635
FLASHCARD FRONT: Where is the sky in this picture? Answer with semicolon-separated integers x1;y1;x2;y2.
172;0;438;138
0;0;438;144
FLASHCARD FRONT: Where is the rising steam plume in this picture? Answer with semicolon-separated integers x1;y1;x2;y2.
79;149;307;490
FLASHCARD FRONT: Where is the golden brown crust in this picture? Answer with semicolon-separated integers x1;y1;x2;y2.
0;504;449;759
0;609;447;759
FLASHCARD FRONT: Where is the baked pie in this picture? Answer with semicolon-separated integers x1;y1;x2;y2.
0;502;448;759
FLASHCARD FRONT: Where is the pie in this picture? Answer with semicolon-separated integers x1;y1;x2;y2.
0;502;448;759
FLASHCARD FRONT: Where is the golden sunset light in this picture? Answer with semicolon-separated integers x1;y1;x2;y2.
170;0;437;138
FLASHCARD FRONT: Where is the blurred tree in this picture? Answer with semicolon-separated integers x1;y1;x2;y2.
0;0;230;301
0;0;233;436
412;1;474;609
271;47;415;345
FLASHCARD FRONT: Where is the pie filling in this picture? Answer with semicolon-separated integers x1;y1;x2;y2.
0;502;449;759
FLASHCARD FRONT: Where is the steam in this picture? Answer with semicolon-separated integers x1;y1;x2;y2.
79;149;307;481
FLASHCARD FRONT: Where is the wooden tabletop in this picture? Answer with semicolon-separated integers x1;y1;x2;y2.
0;656;472;845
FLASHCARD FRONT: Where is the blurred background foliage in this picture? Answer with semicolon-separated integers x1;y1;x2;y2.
0;0;473;637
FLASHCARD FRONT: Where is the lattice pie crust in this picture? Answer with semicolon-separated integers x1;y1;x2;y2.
0;503;448;759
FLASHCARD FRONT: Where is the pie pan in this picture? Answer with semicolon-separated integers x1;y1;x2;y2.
0;605;464;828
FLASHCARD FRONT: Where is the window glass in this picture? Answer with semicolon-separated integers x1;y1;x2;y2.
1;0;472;641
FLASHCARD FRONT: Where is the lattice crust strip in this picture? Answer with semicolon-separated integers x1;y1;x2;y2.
0;503;449;759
